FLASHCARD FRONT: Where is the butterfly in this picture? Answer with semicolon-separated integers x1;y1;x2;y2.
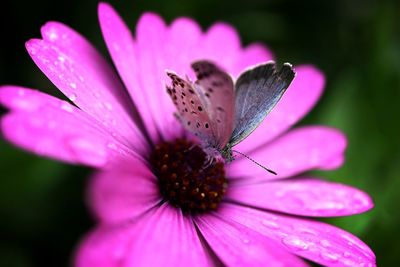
166;60;295;172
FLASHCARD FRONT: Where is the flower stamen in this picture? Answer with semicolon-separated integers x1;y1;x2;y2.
150;139;227;214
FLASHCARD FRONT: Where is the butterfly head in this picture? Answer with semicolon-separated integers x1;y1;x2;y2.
221;144;234;163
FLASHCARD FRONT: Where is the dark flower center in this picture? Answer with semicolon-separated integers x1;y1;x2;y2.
149;139;227;214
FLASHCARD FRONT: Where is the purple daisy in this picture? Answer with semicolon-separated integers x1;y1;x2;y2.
0;2;376;267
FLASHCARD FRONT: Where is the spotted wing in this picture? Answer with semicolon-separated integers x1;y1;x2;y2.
229;61;295;146
191;60;235;149
166;72;215;144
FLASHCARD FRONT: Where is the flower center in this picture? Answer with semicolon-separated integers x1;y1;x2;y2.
150;139;227;214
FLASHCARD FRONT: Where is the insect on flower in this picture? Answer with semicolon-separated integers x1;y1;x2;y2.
166;60;295;173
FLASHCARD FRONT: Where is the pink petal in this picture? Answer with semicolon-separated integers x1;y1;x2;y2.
77;205;213;267
0;86;138;167
227;178;373;217
26;22;148;155
134;11;188;141
219;204;376;267
200;23;242;72
124;204;213;267
166;17;203;75
227;126;347;180
234;65;325;153
88;159;161;224
320;154;346;170
98;3;166;143
231;43;275;77
75;220;141;267
195;213;308;267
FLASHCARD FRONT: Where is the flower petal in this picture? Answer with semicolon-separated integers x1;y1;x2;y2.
0;86;138;166
195;213;308;267
88;159;161;224
75;221;140;267
124;204;213;267
320;154;346;170
227;178;373;217
98;3;167;143
77;205;213;267
26;22;148;155
219;204;376;267
200;23;242;72
227;126;347;180
232;43;274;77
234;65;325;153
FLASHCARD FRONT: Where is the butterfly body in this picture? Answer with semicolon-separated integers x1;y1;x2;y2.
166;60;295;164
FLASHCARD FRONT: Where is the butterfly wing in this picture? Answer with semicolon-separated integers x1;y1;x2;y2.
166;71;216;145
191;60;235;149
229;61;295;146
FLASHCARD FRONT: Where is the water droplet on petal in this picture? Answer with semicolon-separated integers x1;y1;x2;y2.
343;259;356;266
296;227;318;236
104;102;113;111
48;31;58;41
69;82;77;89
320;251;340;263
261;219;280;229
69;93;77;102
282;236;309;251
58;55;65;63
107;142;117;150
320;239;331;248
60;103;73;113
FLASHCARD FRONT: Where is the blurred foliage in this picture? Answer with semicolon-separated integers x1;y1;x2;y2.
0;0;399;266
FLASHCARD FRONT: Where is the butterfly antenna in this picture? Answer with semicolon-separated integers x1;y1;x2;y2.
232;150;277;175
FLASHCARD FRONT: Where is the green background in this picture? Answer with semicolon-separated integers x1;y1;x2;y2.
0;0;399;266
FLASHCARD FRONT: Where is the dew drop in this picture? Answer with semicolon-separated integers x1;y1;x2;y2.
343;251;351;258
69;82;77;89
296;227;318;236
282;236;309;251
341;259;355;266
58;55;65;63
48;31;58;41
261;219;280;229
69;93;77;102
93;91;101;98
107;142;117;150
104;102;113;111
320;251;340;263
60;103;73;113
320;239;331;248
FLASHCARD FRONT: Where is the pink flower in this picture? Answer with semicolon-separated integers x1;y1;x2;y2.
0;2;376;267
